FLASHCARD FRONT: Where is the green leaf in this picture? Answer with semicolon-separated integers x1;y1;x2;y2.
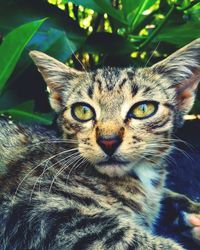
0;0;87;124
69;0;103;13
0;0;86;84
85;32;137;55
10;100;35;112
129;0;157;30
0;101;54;125
60;0;69;4
121;0;141;17
0;19;46;95
93;0;127;24
155;22;200;46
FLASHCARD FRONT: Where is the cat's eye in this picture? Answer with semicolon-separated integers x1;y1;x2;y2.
128;101;158;119
71;102;95;122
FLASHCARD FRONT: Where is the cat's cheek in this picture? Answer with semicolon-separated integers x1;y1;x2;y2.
61;116;94;136
78;145;104;164
76;124;96;143
77;128;104;161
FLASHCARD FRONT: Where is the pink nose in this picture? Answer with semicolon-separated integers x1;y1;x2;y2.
100;139;117;148
97;135;122;156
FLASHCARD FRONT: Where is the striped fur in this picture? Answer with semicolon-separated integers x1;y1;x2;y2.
0;39;200;249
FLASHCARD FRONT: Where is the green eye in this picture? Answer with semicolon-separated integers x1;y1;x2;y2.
71;103;95;122
129;101;158;119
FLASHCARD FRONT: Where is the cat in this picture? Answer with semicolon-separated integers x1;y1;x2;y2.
0;39;200;250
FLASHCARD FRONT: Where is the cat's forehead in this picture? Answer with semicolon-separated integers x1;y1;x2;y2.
87;67;171;101
68;66;174;107
91;67;136;91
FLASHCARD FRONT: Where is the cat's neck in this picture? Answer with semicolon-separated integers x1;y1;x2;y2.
133;163;166;190
83;160;166;192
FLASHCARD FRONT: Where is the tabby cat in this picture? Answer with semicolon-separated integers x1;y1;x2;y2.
0;39;200;250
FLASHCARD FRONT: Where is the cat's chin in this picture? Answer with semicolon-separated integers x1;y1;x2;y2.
95;163;133;177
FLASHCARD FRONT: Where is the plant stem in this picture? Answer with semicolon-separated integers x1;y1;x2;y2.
130;0;149;32
92;14;103;32
138;4;175;50
178;0;199;11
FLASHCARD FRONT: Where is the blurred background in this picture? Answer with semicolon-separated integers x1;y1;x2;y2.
0;0;199;124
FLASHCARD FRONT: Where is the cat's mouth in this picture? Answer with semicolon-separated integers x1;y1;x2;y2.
96;158;129;167
95;158;131;177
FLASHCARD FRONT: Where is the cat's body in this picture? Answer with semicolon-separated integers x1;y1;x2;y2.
0;120;180;249
0;39;200;249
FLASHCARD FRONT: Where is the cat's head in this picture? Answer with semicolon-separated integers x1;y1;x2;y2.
30;39;200;177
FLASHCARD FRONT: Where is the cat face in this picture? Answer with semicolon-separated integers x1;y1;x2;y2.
57;67;174;177
30;39;200;177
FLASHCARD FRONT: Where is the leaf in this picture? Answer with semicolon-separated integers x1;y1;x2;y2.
10;100;35;112
0;101;54;125
155;22;200;46
93;0;127;24
128;0;157;29
0;19;46;95
0;0;86;84
121;0;141;17
69;0;103;13
85;32;137;55
12;24;86;83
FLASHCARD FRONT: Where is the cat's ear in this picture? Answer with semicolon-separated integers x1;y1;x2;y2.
152;39;200;115
29;51;83;112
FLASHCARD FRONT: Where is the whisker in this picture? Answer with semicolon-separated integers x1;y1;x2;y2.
170;145;194;162
140;151;176;167
65;34;91;84
66;157;86;181
164;155;178;167
156;137;196;152
140;154;159;165
48;154;82;193
27;139;78;148
142;142;194;166
14;147;78;197
29;151;79;201
144;41;160;67
172;135;196;151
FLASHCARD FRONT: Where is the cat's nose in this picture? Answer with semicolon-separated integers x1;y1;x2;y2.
97;135;122;156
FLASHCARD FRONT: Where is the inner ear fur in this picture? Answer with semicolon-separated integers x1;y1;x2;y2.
152;39;200;115
29;50;83;112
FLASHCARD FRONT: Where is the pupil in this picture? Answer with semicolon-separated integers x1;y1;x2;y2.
83;106;88;114
140;104;147;112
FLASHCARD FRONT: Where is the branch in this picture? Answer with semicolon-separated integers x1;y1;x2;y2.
138;5;175;50
177;0;199;11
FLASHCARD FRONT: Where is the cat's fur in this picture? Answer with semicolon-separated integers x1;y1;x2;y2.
0;39;200;249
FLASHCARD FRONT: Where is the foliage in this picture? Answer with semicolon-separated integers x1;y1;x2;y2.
0;0;199;124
